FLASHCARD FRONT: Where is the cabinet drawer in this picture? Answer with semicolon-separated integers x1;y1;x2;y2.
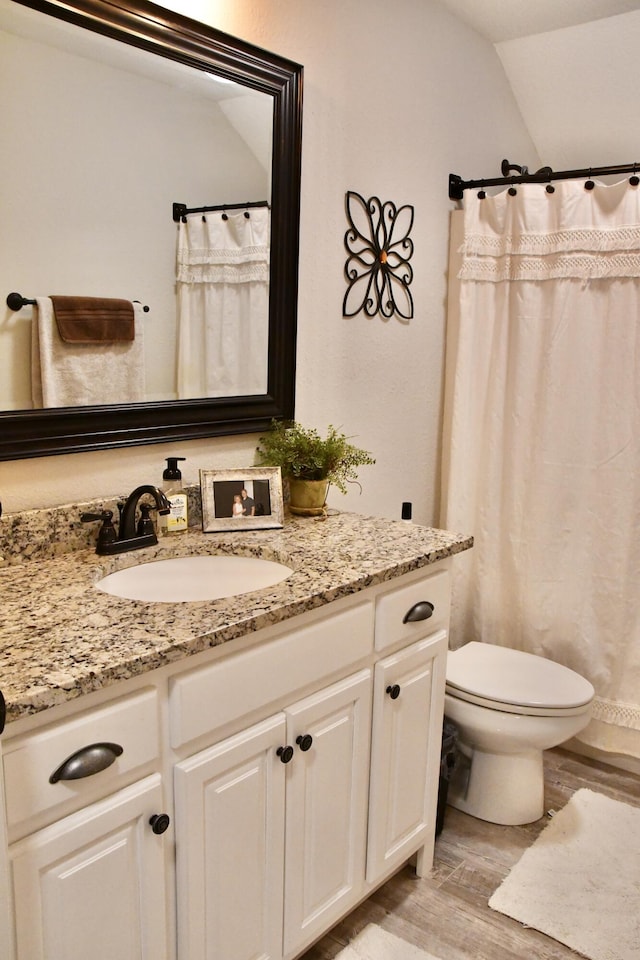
170;601;374;748
3;688;160;832
375;569;450;651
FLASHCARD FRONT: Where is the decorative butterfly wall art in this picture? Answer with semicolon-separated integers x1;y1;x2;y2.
343;191;414;320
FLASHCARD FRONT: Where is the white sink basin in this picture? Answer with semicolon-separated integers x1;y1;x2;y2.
96;555;293;603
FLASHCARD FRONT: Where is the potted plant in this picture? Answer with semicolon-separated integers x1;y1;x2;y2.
256;420;376;515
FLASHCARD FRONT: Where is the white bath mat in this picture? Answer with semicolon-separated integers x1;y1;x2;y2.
335;923;442;960
489;788;640;960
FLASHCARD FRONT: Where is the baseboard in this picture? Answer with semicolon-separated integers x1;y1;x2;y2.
564;737;640;776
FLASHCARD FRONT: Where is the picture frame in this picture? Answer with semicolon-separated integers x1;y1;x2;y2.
199;467;284;532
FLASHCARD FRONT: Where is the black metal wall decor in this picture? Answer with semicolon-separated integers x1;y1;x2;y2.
343;191;414;319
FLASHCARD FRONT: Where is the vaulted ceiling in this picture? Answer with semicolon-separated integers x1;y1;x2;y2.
437;0;640;171
436;0;640;43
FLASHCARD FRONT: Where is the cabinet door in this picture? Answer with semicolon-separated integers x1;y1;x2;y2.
367;629;447;885
174;713;287;960
10;774;169;960
0;741;16;960
283;669;372;958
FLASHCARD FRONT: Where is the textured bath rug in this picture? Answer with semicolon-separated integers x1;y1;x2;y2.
489;788;640;960
335;923;442;960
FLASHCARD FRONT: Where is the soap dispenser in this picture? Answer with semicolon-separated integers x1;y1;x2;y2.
162;457;188;534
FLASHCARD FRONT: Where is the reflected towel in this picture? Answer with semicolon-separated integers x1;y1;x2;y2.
50;296;135;342
31;297;145;408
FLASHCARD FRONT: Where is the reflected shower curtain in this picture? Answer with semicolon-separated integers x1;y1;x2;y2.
442;179;640;759
176;207;270;398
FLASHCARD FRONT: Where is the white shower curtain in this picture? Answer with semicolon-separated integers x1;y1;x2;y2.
442;178;640;759
176;207;270;398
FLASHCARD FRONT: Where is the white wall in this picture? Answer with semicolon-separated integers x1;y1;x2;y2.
0;0;536;524
496;10;640;169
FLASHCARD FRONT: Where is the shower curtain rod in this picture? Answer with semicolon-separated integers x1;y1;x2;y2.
448;158;640;200
172;199;270;222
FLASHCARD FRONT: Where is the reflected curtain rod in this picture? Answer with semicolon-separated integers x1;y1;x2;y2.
172;200;270;222
449;158;640;200
6;292;149;312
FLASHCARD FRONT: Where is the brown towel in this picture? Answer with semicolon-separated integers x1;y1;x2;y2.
50;296;135;343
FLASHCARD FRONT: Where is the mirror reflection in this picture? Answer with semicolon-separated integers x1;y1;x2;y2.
0;0;273;410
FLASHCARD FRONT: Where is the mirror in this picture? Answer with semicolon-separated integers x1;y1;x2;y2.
0;0;302;460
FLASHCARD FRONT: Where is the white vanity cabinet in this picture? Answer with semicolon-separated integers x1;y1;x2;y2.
282;669;372;957
367;629;447;884
3;689;170;960
1;560;453;960
10;774;169;960
174;669;372;960
169;566;450;960
174;714;287;960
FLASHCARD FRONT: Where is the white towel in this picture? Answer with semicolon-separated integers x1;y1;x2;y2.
31;297;146;407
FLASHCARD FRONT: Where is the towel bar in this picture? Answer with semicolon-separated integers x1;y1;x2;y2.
6;292;149;312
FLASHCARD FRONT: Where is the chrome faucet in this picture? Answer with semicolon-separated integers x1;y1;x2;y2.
81;484;171;555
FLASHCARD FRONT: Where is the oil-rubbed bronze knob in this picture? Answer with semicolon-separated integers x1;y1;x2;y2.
276;745;294;763
149;813;171;835
296;734;313;752
386;684;401;700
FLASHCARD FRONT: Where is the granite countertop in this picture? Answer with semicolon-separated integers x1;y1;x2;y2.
0;511;472;724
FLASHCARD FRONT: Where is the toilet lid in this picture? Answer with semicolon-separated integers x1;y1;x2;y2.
446;641;594;710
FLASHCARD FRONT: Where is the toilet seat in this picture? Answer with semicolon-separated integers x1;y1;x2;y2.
446;641;594;717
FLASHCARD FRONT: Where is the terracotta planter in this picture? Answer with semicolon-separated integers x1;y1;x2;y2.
288;478;329;516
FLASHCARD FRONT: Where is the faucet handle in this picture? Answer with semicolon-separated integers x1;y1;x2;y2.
80;510;118;551
81;510;113;523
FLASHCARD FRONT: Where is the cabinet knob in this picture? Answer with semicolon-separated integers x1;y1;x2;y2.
149;813;171;835
403;600;434;624
296;734;313;752
276;745;294;764
49;741;124;783
386;684;401;700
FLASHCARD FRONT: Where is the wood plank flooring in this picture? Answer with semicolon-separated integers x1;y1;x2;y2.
300;747;640;960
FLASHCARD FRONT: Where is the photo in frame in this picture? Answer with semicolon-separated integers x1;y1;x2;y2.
200;467;284;532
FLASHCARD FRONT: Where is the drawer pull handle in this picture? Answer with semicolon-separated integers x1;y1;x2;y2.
386;684;401;700
296;734;313;752
402;600;434;624
149;813;171;835
276;745;294;764
49;742;124;784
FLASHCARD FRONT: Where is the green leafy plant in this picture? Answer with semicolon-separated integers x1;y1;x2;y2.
256;420;375;495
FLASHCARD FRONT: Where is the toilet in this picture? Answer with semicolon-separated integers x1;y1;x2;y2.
444;641;595;825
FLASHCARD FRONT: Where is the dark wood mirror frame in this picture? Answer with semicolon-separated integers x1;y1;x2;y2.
1;0;302;461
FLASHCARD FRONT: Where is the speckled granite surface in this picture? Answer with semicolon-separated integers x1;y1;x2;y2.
0;485;203;565
0;508;472;724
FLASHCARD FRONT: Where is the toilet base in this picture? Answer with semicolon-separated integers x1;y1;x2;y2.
447;746;544;825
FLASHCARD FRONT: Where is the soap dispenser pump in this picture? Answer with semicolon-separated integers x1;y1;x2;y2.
162;457;188;534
